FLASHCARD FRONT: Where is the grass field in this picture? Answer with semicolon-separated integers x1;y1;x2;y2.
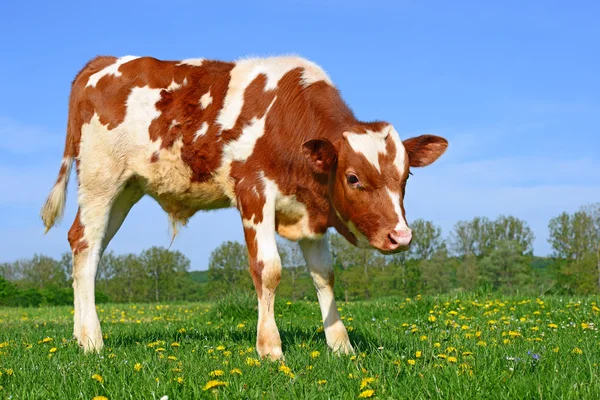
0;293;599;399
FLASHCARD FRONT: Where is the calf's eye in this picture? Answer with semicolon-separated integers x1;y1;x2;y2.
346;174;359;185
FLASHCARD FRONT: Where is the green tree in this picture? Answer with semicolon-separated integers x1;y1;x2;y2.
140;246;191;302
409;219;443;260
21;254;68;290
479;240;531;293
208;241;251;297
419;245;453;294
493;215;535;254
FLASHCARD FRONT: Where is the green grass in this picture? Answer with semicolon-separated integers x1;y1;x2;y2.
0;293;599;399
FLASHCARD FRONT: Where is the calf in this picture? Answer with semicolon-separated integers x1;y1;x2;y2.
41;55;447;359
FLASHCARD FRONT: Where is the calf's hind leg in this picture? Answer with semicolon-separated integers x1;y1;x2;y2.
69;180;139;352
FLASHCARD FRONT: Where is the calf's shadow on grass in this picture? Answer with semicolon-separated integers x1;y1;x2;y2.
108;324;396;355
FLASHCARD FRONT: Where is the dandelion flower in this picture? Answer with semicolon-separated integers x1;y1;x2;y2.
237;323;245;329
246;357;261;367
175;377;184;384
210;370;225;377
359;389;375;398
360;377;375;390
92;397;109;400
91;374;104;384
203;380;228;390
171;342;180;347
278;364;295;378
548;323;558;329
407;359;416;365
216;345;225;351
134;363;143;371
448;356;457;363
42;337;53;343
49;347;57;353
416;351;422;358
168;356;178;361
311;350;321;359
318;380;327;385
572;348;583;355
428;315;437;322
230;368;242;375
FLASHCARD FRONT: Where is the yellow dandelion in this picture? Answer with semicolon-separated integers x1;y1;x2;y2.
553;347;559;353
416;351;422;358
407;359;416;365
311;350;321;359
216;345;225;351
360;377;375;390
92;397;109;400
437;354;447;359
171;342;180;347
318;379;327;385
230;368;242;375
178;328;186;334
237;323;245;329
49;347;57;353
168;356;178;361
155;348;165;352
223;350;232;357
572;348;583;355
420;335;428;341
286;301;292;305
448;356;458;363
581;323;590;330
246;357;261;367
476;341;487;347
508;331;521;338
0;342;8;349
175;377;184;384
428;315;437;322
5;369;13;376
134;363;143;371
91;374;104;383
210;370;225;377
548;323;558;329
203;380;228;390
462;351;473;356
434;342;441;348
358;389;375;398
42;337;53;343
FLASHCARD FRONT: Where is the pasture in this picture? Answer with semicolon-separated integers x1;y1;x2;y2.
0;293;599;399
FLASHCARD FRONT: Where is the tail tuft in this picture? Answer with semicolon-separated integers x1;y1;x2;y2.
41;157;73;233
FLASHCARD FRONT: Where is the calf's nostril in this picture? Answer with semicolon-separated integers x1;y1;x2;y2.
388;234;398;245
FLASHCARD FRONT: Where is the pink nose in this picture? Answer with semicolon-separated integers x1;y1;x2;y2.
387;229;412;250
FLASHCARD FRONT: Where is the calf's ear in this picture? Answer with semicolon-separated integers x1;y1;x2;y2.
403;135;448;167
302;138;338;174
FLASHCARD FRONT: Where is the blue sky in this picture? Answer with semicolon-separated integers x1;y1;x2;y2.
1;0;598;269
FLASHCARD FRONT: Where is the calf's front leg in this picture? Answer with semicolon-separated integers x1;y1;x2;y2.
239;191;284;360
300;235;353;354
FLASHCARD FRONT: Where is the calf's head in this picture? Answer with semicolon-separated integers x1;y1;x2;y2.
303;125;447;253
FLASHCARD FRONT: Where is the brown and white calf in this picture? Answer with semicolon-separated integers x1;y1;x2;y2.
41;55;447;359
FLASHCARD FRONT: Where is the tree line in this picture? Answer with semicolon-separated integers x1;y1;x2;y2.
1;203;598;306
